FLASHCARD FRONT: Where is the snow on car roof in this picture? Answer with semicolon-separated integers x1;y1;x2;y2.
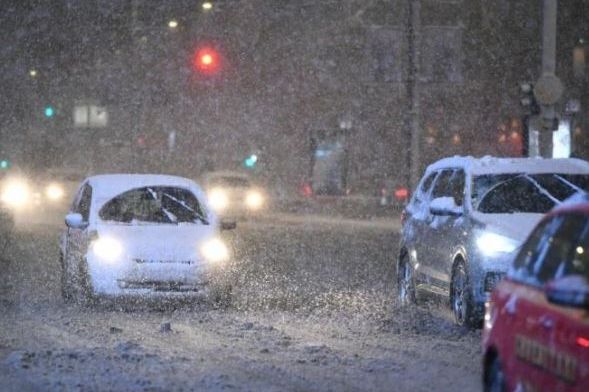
87;174;200;199
426;156;589;176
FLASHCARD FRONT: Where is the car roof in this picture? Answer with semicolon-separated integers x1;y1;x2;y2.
547;193;589;217
86;174;199;199
426;156;589;176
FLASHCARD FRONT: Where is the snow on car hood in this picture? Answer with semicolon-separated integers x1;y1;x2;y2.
471;211;544;242
97;223;216;262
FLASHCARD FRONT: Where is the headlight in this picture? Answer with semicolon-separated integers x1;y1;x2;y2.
200;237;229;264
46;183;65;201
208;188;228;211
1;179;30;208
92;237;123;263
476;232;518;256
245;190;264;210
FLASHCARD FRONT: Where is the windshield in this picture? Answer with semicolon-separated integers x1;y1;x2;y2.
474;174;589;213
99;186;208;224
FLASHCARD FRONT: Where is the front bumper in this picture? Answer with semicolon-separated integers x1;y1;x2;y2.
469;252;512;305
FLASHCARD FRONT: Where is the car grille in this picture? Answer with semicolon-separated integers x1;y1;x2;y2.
117;280;201;292
133;258;195;265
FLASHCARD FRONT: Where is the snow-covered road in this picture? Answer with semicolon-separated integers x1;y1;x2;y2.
0;215;480;391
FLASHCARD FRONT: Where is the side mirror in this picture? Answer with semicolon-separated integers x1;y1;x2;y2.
220;219;237;231
545;275;589;309
429;197;462;216
65;213;88;229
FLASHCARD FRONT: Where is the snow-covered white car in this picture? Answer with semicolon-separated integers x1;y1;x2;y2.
398;156;589;327
60;174;235;304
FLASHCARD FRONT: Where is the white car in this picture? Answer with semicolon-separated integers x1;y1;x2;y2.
60;174;235;304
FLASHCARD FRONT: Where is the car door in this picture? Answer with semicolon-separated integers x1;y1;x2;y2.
403;171;438;287
420;169;455;290
539;214;589;390
65;183;93;273
502;215;581;390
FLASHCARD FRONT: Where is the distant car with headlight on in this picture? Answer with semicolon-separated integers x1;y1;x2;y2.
398;156;589;328
0;168;80;214
59;174;235;305
201;171;266;218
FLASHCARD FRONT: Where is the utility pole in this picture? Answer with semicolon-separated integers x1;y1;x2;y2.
407;0;422;190
534;0;564;157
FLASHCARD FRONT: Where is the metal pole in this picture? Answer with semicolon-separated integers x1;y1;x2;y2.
539;0;558;157
407;0;422;190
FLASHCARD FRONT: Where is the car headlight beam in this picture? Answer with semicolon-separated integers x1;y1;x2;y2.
476;232;518;256
92;237;123;263
46;183;65;201
1;179;30;208
208;188;229;211
200;237;229;264
245;190;264;210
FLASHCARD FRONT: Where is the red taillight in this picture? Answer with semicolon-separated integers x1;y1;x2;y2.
577;336;589;348
394;187;409;201
301;183;313;198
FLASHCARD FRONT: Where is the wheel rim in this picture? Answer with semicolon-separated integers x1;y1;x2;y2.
399;261;413;305
452;266;467;324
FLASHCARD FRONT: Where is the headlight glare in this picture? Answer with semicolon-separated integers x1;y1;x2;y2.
92;237;123;263
46;183;65;201
245;191;264;210
1;179;30;208
200;237;229;264
208;188;228;211
476;232;518;256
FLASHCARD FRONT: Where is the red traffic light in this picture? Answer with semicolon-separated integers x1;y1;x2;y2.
193;47;220;74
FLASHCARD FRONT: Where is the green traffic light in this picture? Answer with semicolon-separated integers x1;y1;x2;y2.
44;106;55;117
244;154;258;168
0;160;10;169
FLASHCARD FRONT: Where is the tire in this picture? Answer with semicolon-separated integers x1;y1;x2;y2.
451;261;477;328
398;254;417;306
76;258;96;306
484;355;506;392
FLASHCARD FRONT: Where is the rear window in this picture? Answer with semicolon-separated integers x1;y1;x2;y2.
99;186;208;224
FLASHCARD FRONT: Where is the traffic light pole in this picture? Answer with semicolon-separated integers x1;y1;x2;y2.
407;0;422;191
538;0;559;158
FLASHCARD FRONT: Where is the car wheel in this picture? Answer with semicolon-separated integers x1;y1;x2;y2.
484;355;506;392
451;261;476;327
398;255;417;306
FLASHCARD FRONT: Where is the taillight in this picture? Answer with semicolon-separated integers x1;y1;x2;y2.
577;336;589;348
394;187;409;201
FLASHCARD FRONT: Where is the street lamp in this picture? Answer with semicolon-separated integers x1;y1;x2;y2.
202;2;213;11
168;19;179;29
29;69;37;78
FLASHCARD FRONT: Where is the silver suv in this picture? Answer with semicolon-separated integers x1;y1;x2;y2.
398;156;589;327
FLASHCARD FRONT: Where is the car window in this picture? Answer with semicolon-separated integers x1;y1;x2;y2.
535;214;589;283
511;216;562;284
431;169;454;199
99;186;208;224
476;175;555;214
411;171;437;209
73;184;92;222
474;173;589;213
447;169;465;206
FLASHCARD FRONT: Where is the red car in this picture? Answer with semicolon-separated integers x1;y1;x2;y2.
482;195;589;391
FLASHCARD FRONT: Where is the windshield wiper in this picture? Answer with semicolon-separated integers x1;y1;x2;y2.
163;193;209;225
